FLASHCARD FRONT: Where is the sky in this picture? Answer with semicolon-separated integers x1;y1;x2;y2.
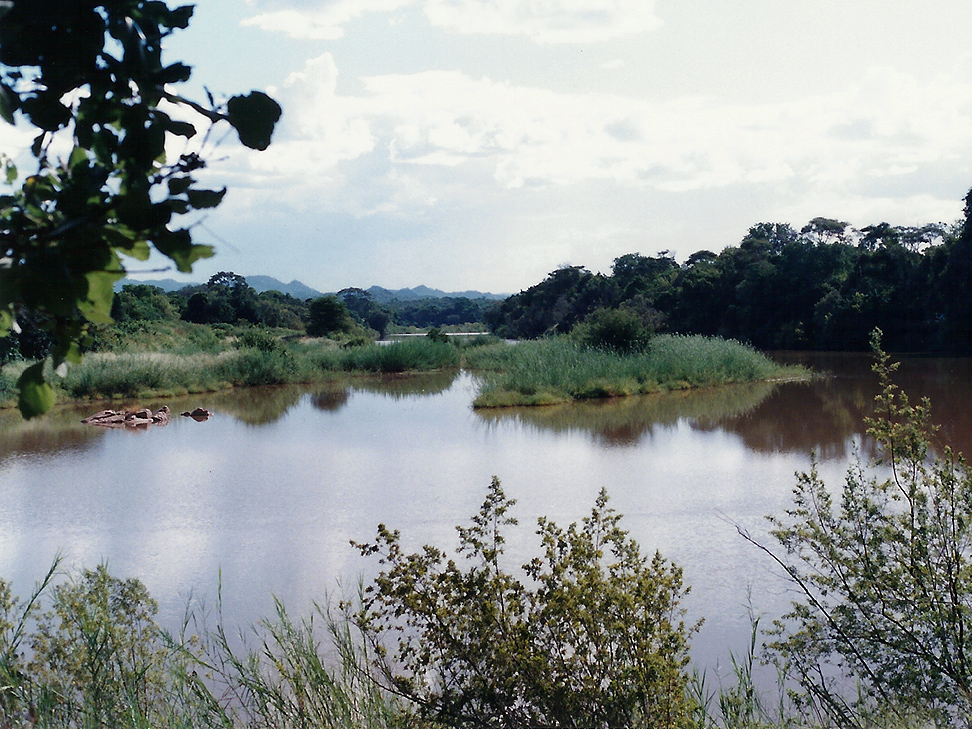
30;1;972;293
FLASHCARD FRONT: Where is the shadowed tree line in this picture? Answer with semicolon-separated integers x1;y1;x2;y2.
487;191;972;353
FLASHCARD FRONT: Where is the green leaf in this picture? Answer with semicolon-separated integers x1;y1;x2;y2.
21;94;71;132
167;176;193;195
166;119;196;138
79;268;124;325
102;224;138;247
18;362;56;419
159;62;192;84
153;228;213;272
226;92;281;151
64;341;82;365
51;339;83;367
168;4;194;29
0;307;12;336
118;238;151;261
0;83;15;125
185;187;226;209
68;146;88;170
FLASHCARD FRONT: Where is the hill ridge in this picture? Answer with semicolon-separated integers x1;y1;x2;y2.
115;276;506;301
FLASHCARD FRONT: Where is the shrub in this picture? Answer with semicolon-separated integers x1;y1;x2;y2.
235;328;282;352
218;347;299;386
574;306;651;354
352;478;696;729
751;330;972;725
307;296;354;337
9;565;171;727
0;367;16;405
472;335;788;407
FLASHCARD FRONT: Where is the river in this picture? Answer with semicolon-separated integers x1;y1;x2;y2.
2;352;971;678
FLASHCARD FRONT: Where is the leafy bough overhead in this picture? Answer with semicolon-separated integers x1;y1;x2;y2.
0;0;281;417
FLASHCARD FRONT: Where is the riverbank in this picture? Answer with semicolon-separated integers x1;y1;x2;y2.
0;325;802;411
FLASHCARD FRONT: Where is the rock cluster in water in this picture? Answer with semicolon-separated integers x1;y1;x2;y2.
81;406;214;428
82;406;172;428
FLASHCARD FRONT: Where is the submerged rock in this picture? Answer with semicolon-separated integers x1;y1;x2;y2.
180;407;213;422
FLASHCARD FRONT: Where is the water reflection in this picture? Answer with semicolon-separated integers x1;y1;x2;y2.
6;354;972;465
772;352;972;458
0;404;105;464
471;352;972;459
348;370;459;399
475;380;780;448
200;387;305;426
2;354;972;684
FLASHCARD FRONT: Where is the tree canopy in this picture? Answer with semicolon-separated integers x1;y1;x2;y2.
0;1;281;416
488;197;972;353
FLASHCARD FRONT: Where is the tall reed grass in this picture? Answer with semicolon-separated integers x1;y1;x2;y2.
51;338;460;401
315;339;460;373
0;564;409;729
472;335;797;407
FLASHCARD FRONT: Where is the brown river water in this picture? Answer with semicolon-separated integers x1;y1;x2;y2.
2;351;971;676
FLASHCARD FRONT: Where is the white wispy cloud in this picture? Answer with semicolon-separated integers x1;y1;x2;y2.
421;0;662;44
206;53;972;285
241;0;413;40
242;0;662;43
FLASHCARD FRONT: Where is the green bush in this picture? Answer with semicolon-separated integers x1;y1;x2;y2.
0;563;172;728
0;563;405;729
352;478;696;729
0;367;16;405
218;347;299;386
235;328;282;352
574;306;651;353
307;296;354;337
755;331;972;725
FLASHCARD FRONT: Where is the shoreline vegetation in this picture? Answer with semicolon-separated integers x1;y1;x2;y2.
0;320;803;412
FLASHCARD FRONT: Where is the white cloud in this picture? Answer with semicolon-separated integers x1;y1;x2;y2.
241;0;413;39
209;55;972;267
422;0;662;44
242;0;662;43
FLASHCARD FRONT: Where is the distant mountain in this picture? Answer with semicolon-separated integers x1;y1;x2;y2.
244;276;324;299
366;285;507;303
115;277;505;301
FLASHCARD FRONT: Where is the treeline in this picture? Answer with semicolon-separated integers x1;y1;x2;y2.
0;273;498;363
487;190;972;352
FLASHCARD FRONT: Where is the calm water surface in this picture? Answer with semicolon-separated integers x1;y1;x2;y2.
2;352;972;675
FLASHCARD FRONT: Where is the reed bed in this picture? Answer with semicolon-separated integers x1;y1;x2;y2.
472;335;797;407
41;338;462;401
61;351;235;399
315;339;461;373
2;330;791;408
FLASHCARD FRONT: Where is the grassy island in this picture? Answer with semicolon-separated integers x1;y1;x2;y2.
466;334;802;407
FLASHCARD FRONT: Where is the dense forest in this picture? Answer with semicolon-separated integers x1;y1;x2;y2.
487;189;972;353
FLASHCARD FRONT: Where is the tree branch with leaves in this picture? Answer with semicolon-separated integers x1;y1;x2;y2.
758;329;972;727
0;0;281;416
